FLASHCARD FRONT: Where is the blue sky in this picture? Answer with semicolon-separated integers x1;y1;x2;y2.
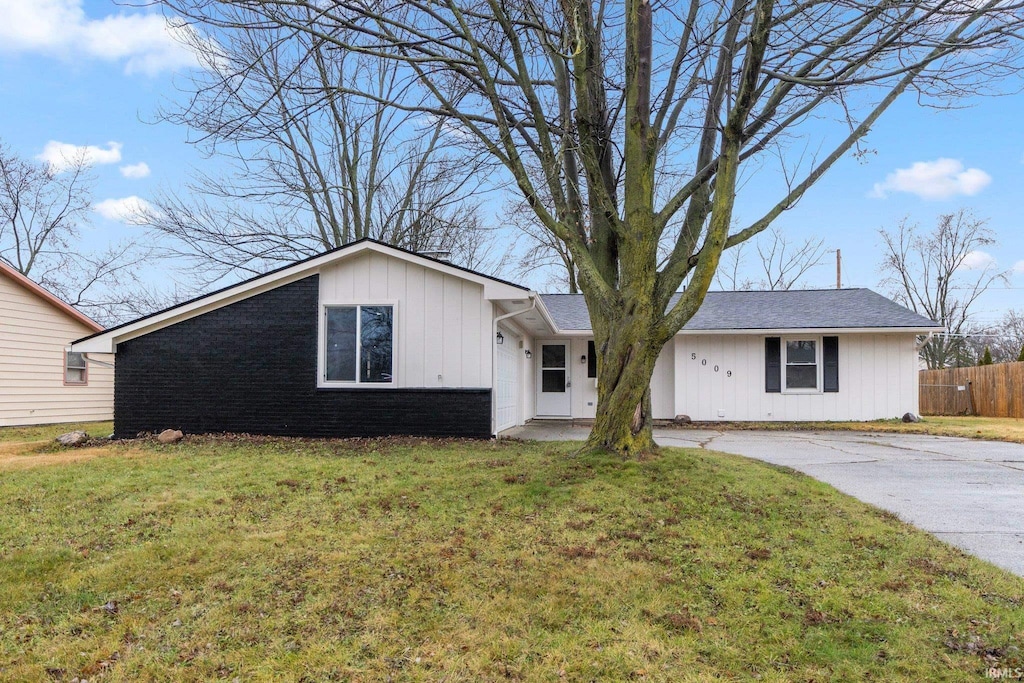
1;0;1022;325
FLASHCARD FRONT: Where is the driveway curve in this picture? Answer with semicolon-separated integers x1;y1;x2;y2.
506;424;1024;576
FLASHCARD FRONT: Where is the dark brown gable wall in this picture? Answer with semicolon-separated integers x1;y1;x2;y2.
113;275;491;439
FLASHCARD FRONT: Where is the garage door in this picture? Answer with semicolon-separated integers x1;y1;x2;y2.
495;327;519;433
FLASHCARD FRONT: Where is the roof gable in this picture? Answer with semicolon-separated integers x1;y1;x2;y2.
540;289;943;333
73;239;529;353
0;261;102;332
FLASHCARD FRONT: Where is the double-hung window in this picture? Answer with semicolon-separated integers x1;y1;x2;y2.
766;336;839;394
64;351;88;385
784;339;818;390
324;305;394;384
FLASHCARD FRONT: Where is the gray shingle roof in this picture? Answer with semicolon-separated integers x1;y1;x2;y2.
539;289;942;332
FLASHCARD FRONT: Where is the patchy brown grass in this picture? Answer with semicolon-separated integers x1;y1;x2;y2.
665;416;1024;444
0;445;137;470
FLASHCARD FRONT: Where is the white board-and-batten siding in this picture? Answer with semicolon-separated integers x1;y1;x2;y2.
566;337;677;420
318;251;493;388
671;332;920;421
0;273;114;426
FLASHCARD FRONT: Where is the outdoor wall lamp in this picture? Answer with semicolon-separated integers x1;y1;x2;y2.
580;355;587;364
496;331;504;344
525;349;532;359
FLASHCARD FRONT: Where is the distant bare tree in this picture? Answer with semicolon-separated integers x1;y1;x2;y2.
0;142;92;276
715;227;826;291
0;141;150;325
998;310;1024;362
146;6;505;287
714;241;753;291
879;210;1007;369
506;182;581;292
967;310;1024;364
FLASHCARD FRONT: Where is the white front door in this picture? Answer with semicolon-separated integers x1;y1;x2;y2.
536;342;571;416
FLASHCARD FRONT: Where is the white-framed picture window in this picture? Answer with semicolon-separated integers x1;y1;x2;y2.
322;304;394;385
783;338;819;392
64;351;88;385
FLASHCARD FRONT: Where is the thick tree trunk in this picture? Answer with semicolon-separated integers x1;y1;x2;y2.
582;297;661;457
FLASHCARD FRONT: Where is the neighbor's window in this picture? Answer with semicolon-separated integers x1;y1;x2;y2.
785;339;817;390
325;305;393;383
65;351;88;385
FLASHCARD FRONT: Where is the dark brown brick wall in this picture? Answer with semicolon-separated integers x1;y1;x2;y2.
113;275;492;438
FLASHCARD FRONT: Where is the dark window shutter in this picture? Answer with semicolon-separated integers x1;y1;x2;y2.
823;336;839;393
587;340;597;378
765;337;781;393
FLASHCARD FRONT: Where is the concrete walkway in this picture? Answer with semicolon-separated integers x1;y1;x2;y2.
504;423;1024;576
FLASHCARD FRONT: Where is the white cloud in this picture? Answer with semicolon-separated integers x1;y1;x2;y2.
93;196;154;224
960;250;996;271
0;0;199;76
869;158;991;200
119;162;151;179
37;140;122;172
1014;260;1024;275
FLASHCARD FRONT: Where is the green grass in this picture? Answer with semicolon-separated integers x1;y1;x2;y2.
1;424;1022;681
678;416;1024;445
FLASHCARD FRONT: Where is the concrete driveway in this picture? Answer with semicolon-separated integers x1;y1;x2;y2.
504;423;1024;576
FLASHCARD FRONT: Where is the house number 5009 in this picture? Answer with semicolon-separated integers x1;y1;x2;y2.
691;353;731;377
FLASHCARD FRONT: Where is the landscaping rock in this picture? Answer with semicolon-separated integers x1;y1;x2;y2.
157;429;184;444
55;430;88;447
673;414;692;425
902;412;921;423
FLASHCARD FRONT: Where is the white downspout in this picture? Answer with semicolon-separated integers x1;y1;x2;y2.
491;295;538;437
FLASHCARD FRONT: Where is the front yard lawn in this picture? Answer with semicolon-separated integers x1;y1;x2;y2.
1;424;1022;680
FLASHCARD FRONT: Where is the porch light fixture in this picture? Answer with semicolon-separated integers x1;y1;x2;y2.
496;331;504;345
580;355;587;365
525;349;532;359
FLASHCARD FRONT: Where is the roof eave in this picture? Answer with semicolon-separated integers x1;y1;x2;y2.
676;325;946;335
529;326;946;337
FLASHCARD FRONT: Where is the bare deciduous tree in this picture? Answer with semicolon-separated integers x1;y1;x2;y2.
146;7;507;287
0;141;150;325
159;0;1024;455
714;226;826;290
0;142;92;276
962;310;1024;364
879;210;1008;369
996;310;1024;363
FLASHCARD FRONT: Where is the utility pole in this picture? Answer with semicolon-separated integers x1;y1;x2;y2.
836;249;842;289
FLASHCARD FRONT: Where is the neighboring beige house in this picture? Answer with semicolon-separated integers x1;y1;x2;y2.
0;261;113;426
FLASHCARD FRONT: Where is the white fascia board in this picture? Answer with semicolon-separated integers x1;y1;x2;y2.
675;326;945;336
74;241;531;354
546;330;593;337
490;326;944;339
72;269;317;353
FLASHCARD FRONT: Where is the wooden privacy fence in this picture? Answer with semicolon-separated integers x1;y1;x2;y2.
919;362;1024;418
